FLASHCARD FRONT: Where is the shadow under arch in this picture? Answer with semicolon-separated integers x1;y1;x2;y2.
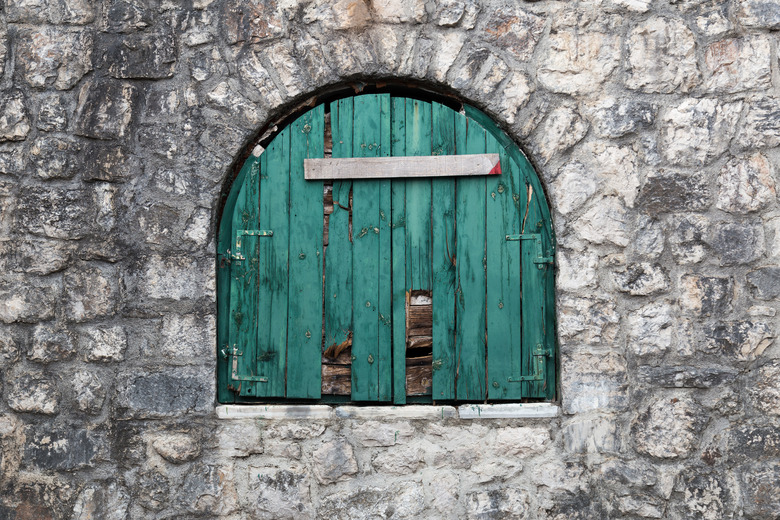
216;83;556;405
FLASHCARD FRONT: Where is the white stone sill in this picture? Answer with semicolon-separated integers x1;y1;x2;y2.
215;403;559;420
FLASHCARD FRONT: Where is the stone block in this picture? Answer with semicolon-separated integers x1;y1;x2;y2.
735;98;780;150
585;97;655;139
351;420;414;447
72;369;107;414
83;144;136;182
625;17;699;93
28;324;75;363
747;267;780;300
729;423;780;461
557;249;598;291
659;98;742;167
736;0;780;29
15;27;93;90
217;421;264;457
318;481;425;519
101;0;156;33
669;214;709;265
705;220;765;266
152;433;200;463
64;265;118;322
0;19;6;79
564;417;618;454
0;276;60;324
716;153;776;213
702;320;772;362
157;314;215;362
222;0;285;45
633;216;665;258
636;365;737;389
553;162;598;216
638;170;711;214
36;94;68;132
738;462;780;518
572;196;629;247
482;7;545;61
0;90;31;142
178;463;238;515
80;326;127;362
494;426;550;455
536;105;588;163
539;30;619;95
703;36;772;93
71;482;130;520
614;263;670;296
747;360;780;416
632;396;705;459
24;424;104;469
679;274;733;316
467;488;529;519
115;369;213;418
107;25;177;79
29;136;82;180
372;0;426;23
561;352;628;414
6;237;72;274
558;295;619;345
5;0;95;24
134;468;171;511
74;80;138;140
627;301;673;356
433;0;479;27
498;73;533;125
248;465;313;520
123;255;215;303
0;327;22;366
6;371;59;414
372;445;424;475
312;438;358;484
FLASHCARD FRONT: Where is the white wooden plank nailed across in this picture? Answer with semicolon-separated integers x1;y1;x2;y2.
304;153;501;180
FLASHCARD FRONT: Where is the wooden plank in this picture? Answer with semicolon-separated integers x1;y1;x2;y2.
391;97;407;404
455;114;487;401
406;365;432;395
404;99;433;292
253;127;290;398
287;104;325;399
431;101;457;401
322;364;351;395
231;155;261;398
217;156;252;403
323;98;353;377
351;94;392;401
377;94;393;402
486;137;524;400
304;153;500;180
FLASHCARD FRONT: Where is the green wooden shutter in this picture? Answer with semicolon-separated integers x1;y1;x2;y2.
217;93;556;403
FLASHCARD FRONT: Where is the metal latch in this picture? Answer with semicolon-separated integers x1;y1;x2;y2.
507;345;551;382
505;233;554;267
226;345;269;383
231;229;273;260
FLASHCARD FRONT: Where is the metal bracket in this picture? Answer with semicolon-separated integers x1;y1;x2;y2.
507;345;551;383
231;229;273;260
228;346;269;383
505;233;554;266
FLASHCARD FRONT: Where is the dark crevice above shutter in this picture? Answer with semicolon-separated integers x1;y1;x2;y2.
217;92;556;404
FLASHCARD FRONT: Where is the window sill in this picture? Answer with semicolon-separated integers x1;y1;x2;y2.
215;403;560;420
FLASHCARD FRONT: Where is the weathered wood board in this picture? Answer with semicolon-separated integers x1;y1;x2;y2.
304;153;500;180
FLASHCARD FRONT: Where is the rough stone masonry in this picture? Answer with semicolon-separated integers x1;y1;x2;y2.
0;0;779;518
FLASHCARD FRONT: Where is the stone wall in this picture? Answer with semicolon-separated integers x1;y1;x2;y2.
1;0;779;518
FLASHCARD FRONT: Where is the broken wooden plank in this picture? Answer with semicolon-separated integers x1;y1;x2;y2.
322;364;351;395
304;153;501;180
407;365;432;395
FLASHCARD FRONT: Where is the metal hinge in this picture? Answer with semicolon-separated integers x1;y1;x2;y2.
507;345;551;382
226;345;269;383
505;233;554;267
231;229;273;260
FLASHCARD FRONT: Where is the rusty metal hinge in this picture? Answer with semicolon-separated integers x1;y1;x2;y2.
507;345;551;383
231;229;273;260
505;233;554;267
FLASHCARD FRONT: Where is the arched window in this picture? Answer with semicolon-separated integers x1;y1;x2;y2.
217;91;556;404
